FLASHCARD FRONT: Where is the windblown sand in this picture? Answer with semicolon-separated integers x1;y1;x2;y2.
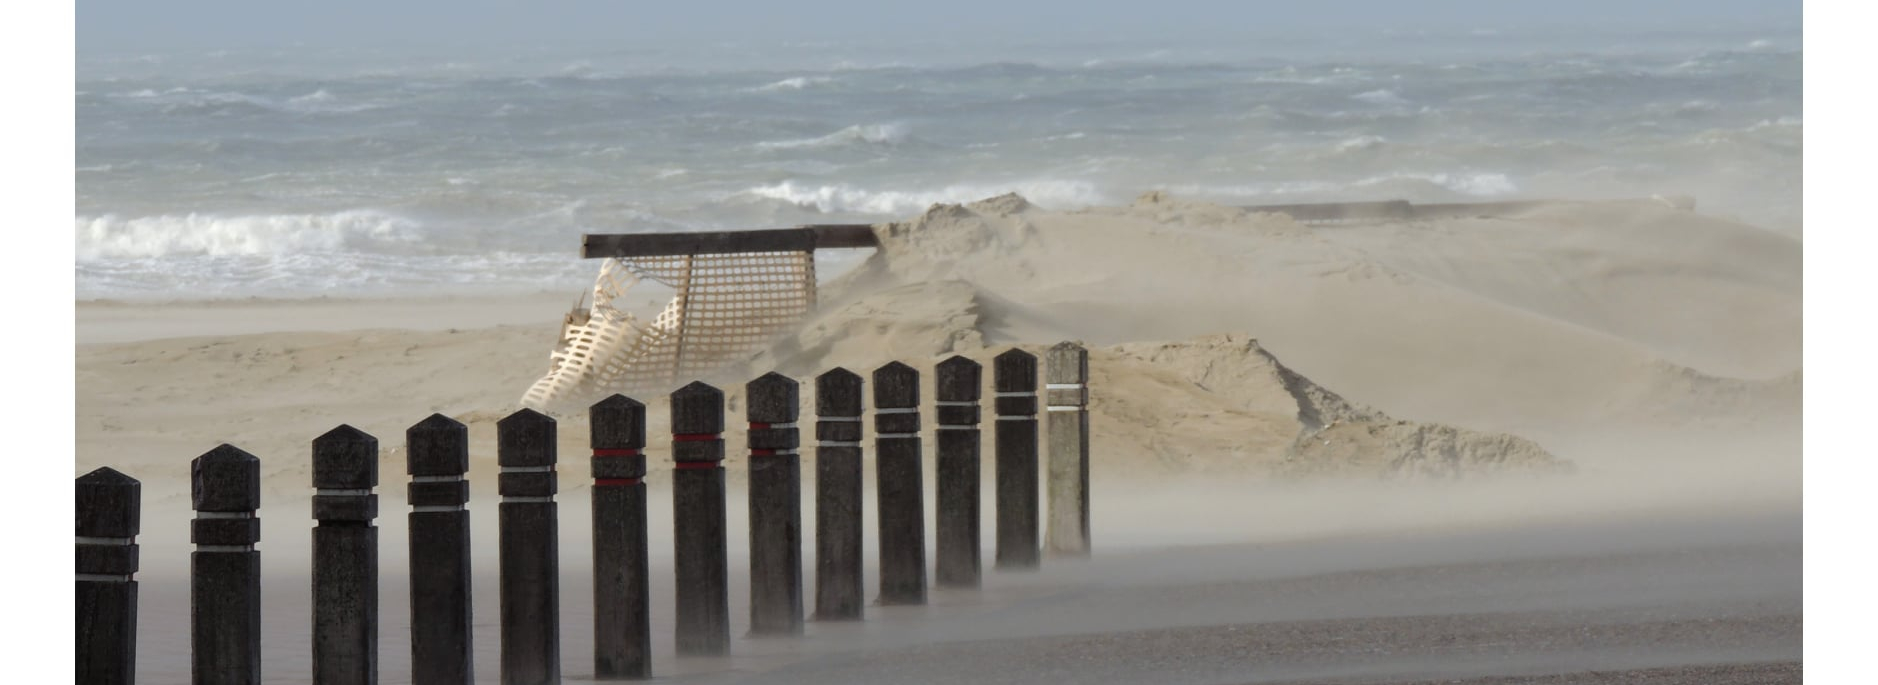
74;194;1801;682
77;194;1799;498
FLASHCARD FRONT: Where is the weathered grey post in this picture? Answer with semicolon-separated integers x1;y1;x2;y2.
192;445;262;685
747;372;804;634
407;414;473;685
873;361;927;605
934;356;983;588
671;382;729;655
77;467;140;685
812;368;865;620
590;395;650;679
993;349;1040;570
312;426;379;685
1045;342;1092;558
498;409;560;685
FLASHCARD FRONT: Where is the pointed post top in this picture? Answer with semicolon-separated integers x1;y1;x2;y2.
313;424;378;490
498;408;558;467
994;347;1039;391
192;444;260;512
591;394;647;450
935;355;982;401
407;413;469;476
873;361;920;409
671;381;724;434
76;467;140;538
1045;341;1089;384
76;466;138;486
747;372;800;423
816;367;864;417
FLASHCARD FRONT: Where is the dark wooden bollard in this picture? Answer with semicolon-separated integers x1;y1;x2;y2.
192;445;262;685
935;356;983;588
873;361;927;605
498;409;561;685
748;372;804;634
591;395;650;679
312;426;379;685
1045;342;1092;558
812;368;865;621
671;382;729;656
77;467;140;685
407;414;473;685
993;349;1041;570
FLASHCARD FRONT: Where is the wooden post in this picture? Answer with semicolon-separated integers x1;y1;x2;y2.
312;426;379;685
934;356;982;588
77;467;140;685
670;381;729;656
747;372;804;635
191;445;262;685
993;349;1040;570
812;368;865;621
498;409;561;685
873;361;927;605
1045;342;1092;558
590;395;650;679
406;414;473;685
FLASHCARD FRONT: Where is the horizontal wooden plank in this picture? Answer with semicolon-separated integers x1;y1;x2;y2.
582;224;879;258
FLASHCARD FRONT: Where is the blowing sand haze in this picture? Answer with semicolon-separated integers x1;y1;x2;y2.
75;9;1801;683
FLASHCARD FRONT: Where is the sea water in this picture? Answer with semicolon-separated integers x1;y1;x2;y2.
76;31;1801;300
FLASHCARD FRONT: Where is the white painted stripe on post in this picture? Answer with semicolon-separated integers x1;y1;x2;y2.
503;496;554;503
412;475;465;483
934;401;977;407
936;425;979;431
876;432;919;439
758;422;799;429
995;416;1037;421
993;391;1035;398
315;488;372;496
818;441;862;448
75;536;132;546
874;407;918;415
196;544;255;553
413;504;465;513
1046;406;1084;412
500;465;554;473
196;511;253;519
76;573;132;582
1045;383;1086;390
819;416;862;422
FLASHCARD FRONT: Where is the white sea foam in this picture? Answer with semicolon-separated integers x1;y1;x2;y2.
1352;89;1409;106
744;179;1106;215
754;123;909;151
75;211;424;260
1355;172;1519;196
750;76;834;92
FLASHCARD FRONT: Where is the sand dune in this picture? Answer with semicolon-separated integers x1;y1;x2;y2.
76;195;1799;509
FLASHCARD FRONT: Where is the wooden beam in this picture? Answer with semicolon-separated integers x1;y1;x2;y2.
581;224;878;259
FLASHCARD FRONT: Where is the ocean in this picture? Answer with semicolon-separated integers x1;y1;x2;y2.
75;31;1801;300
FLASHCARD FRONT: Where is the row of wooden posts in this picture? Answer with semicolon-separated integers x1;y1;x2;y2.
76;344;1093;685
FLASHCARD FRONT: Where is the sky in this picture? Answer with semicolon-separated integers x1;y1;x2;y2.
77;0;1801;52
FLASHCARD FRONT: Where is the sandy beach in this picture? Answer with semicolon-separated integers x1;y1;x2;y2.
75;195;1801;682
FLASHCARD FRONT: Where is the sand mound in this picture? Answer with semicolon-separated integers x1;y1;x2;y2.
727;203;1571;478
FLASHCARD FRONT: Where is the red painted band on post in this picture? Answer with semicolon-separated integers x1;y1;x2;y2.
673;433;720;442
594;478;641;486
750;449;777;457
672;462;719;470
593;448;641;457
750;423;771;430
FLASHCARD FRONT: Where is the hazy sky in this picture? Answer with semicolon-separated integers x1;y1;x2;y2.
78;0;1800;52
